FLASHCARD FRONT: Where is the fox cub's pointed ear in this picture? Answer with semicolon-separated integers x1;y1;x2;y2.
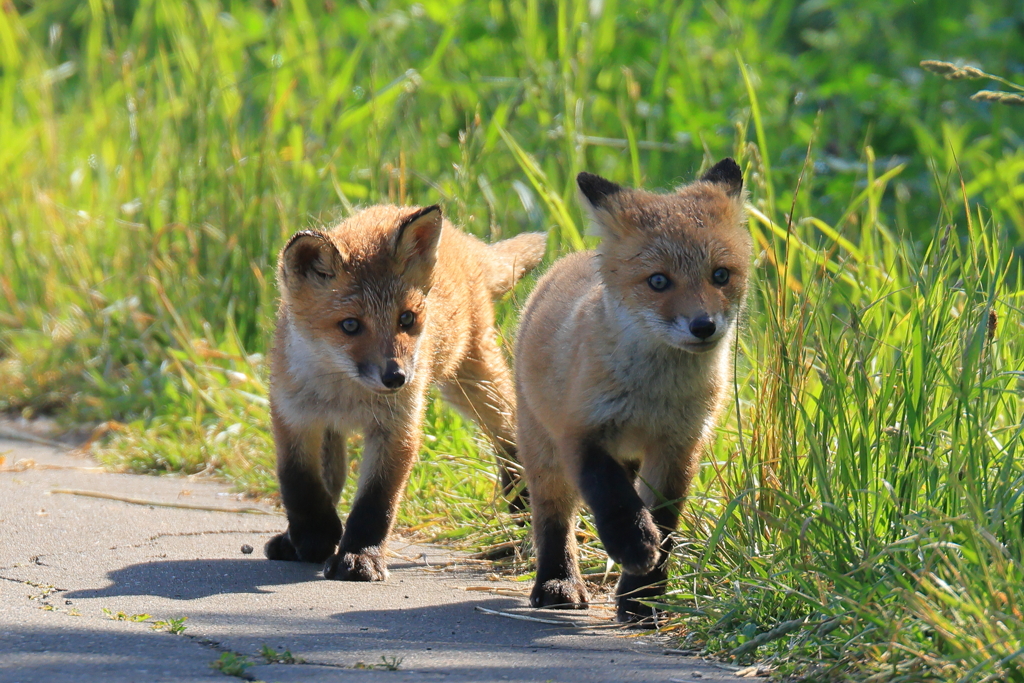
577;172;635;240
577;172;622;209
280;231;341;289
700;158;744;198
394;205;443;281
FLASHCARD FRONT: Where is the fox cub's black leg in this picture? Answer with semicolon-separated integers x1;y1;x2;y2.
615;455;692;622
530;505;589;609
519;407;588;608
324;427;419;581
322;473;392;581
576;436;661;576
614;500;682;622
265;428;343;563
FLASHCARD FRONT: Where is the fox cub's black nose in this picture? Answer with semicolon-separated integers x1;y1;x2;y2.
689;316;717;340
381;361;406;389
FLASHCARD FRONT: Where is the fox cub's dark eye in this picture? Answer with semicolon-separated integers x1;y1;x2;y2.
398;311;416;329
339;318;360;335
712;268;730;286
648;273;670;291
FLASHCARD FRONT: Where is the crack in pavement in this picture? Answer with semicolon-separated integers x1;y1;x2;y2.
145;530;281;543
105;528;283;551
0;573;68;594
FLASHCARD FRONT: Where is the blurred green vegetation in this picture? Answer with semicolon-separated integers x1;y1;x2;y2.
2;0;1024;679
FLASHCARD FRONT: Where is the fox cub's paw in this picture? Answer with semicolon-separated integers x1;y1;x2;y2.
264;533;300;561
616;593;663;625
323;547;389;582
530;579;590;609
615;570;668;624
602;509;662;575
615;600;659;625
265;524;341;564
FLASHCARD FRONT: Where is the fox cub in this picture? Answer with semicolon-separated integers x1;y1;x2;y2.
267;204;545;581
515;159;751;621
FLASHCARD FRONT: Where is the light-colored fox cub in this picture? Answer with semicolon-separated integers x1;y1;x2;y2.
266;204;545;581
515;159;751;621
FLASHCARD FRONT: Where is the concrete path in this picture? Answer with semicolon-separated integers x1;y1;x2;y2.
0;437;734;683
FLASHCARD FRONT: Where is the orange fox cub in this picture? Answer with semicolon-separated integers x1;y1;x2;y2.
515;159;751;621
266;204;545;581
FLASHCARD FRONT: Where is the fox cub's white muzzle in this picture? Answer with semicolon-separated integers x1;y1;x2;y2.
670;313;731;351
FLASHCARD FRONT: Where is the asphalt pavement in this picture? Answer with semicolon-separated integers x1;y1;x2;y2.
0;436;736;683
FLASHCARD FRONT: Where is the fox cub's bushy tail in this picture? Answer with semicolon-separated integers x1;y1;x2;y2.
480;233;547;298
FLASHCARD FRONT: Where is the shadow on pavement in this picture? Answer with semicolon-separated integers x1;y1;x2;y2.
2;599;700;683
1;624;223;683
64;557;322;601
328;597;607;647
3;620;651;683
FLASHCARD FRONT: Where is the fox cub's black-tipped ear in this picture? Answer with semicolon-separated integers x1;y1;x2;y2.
395;204;443;280
578;172;635;241
577;172;622;209
700;158;744;198
281;231;340;286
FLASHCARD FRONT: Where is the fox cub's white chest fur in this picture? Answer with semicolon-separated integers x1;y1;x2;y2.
587;297;728;437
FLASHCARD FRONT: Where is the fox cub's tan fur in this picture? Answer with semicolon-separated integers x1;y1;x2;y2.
267;204;545;581
515;159;751;621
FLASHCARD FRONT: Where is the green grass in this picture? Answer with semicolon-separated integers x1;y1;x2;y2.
210;651;251;677
2;1;1024;679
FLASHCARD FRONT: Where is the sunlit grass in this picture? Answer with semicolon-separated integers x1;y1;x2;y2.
2;1;1024;679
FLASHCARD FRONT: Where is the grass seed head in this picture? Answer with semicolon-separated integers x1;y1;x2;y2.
920;60;987;80
946;65;986;80
971;90;1024;106
920;60;959;75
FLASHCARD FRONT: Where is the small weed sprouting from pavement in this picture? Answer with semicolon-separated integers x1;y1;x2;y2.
211;652;252;678
151;616;188;635
354;656;404;671
379;656;404;671
102;609;152;623
26;583;59;602
259;645;303;665
99;609;187;635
